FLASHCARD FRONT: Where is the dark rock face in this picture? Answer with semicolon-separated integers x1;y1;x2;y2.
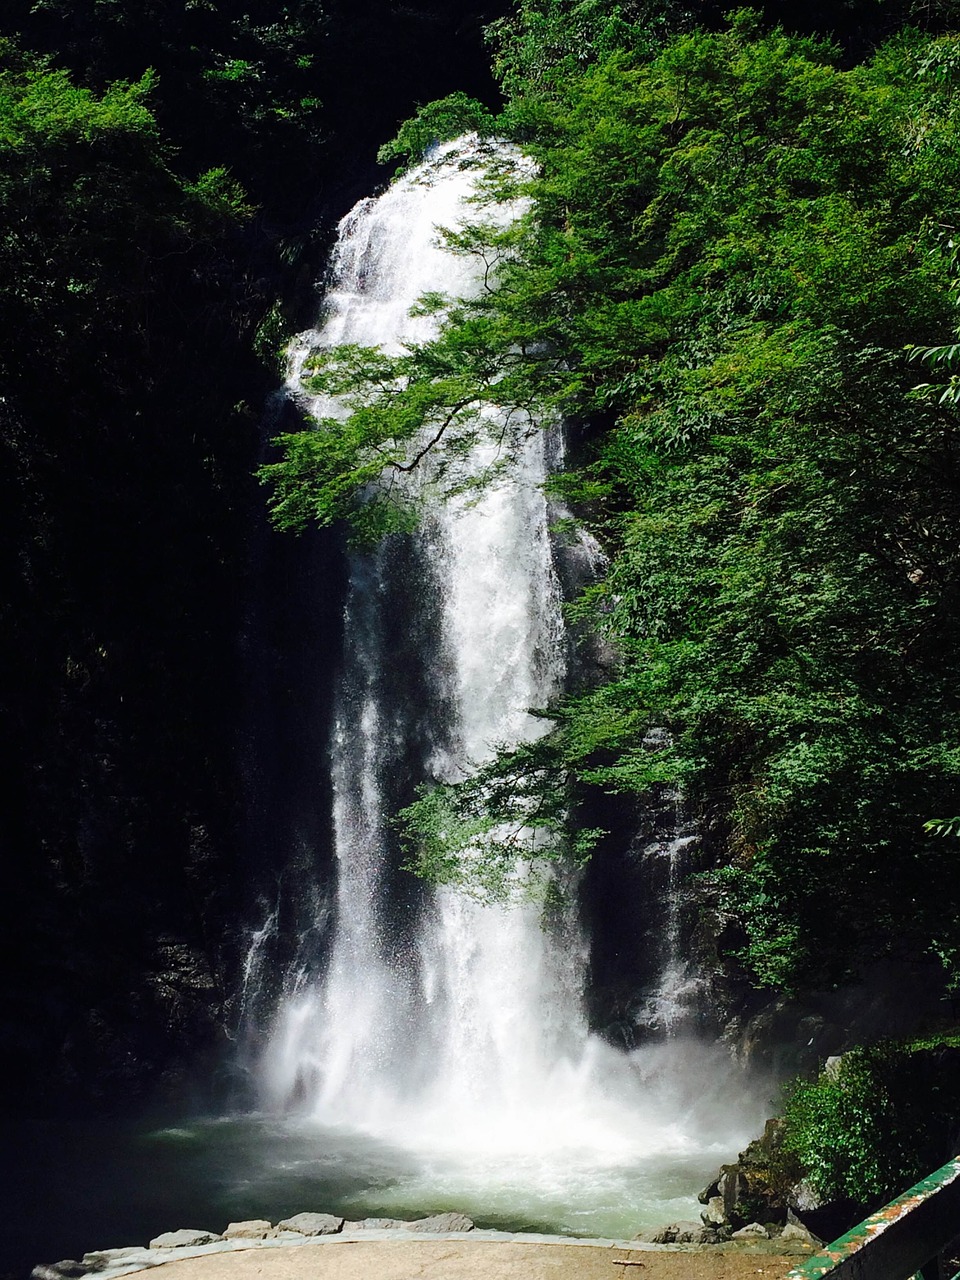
696;1117;860;1247
722;960;954;1077
698;1119;802;1231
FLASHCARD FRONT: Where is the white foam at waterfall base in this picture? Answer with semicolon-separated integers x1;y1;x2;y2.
255;135;769;1234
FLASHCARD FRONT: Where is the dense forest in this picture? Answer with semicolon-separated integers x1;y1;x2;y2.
5;0;960;1222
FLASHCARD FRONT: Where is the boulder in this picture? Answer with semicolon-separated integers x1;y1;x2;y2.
356;1218;408;1230
222;1221;272;1240
32;1262;88;1280
698;1179;719;1206
717;1165;746;1220
407;1213;475;1233
787;1180;823;1215
148;1230;221;1249
689;1228;727;1244
692;1227;725;1244
700;1196;727;1227
275;1213;343;1236
731;1222;769;1240
780;1221;822;1247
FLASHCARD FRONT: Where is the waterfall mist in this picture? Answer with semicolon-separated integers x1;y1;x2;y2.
248;137;770;1235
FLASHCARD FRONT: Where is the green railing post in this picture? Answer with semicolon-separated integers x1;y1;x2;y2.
785;1156;960;1280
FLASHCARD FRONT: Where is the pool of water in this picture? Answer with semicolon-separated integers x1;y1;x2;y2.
3;1045;772;1278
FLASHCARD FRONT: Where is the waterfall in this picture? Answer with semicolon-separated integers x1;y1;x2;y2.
260;135;586;1136
252;137;767;1228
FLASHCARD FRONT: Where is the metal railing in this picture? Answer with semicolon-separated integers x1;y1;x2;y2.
785;1156;960;1280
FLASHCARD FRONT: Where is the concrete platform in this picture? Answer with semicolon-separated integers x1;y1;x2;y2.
111;1237;799;1280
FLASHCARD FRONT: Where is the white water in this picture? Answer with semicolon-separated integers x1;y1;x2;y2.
255;137;768;1234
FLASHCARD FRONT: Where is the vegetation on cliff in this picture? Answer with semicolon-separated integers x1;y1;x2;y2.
266;3;960;1004
783;1036;960;1208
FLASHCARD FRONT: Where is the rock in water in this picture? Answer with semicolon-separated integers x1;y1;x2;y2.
276;1214;343;1236
148;1230;221;1249
32;1262;88;1279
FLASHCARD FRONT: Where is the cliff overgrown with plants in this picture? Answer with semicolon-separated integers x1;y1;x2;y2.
266;0;960;1004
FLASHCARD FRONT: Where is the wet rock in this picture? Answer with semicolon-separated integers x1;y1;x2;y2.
717;1164;746;1220
223;1221;273;1240
694;1227;725;1244
276;1213;343;1236
635;1224;676;1244
148;1229;221;1248
700;1196;727;1227
698;1179;719;1206
677;1227;720;1244
699;1167;744;1217
636;1221;702;1244
32;1261;88;1280
732;1222;769;1240
81;1250;149;1271
408;1213;475;1233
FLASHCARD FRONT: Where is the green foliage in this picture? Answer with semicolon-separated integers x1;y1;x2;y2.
483;13;960;989
487;0;696;100
4;0;328;212
908;224;960;402
263;7;960;992
253;300;292;374
924;816;960;836
783;1039;960;1208
377;93;497;170
258;314;551;537
0;40;250;388
397;735;604;901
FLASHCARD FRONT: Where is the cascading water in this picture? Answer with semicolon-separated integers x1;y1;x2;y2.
250;137;769;1235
